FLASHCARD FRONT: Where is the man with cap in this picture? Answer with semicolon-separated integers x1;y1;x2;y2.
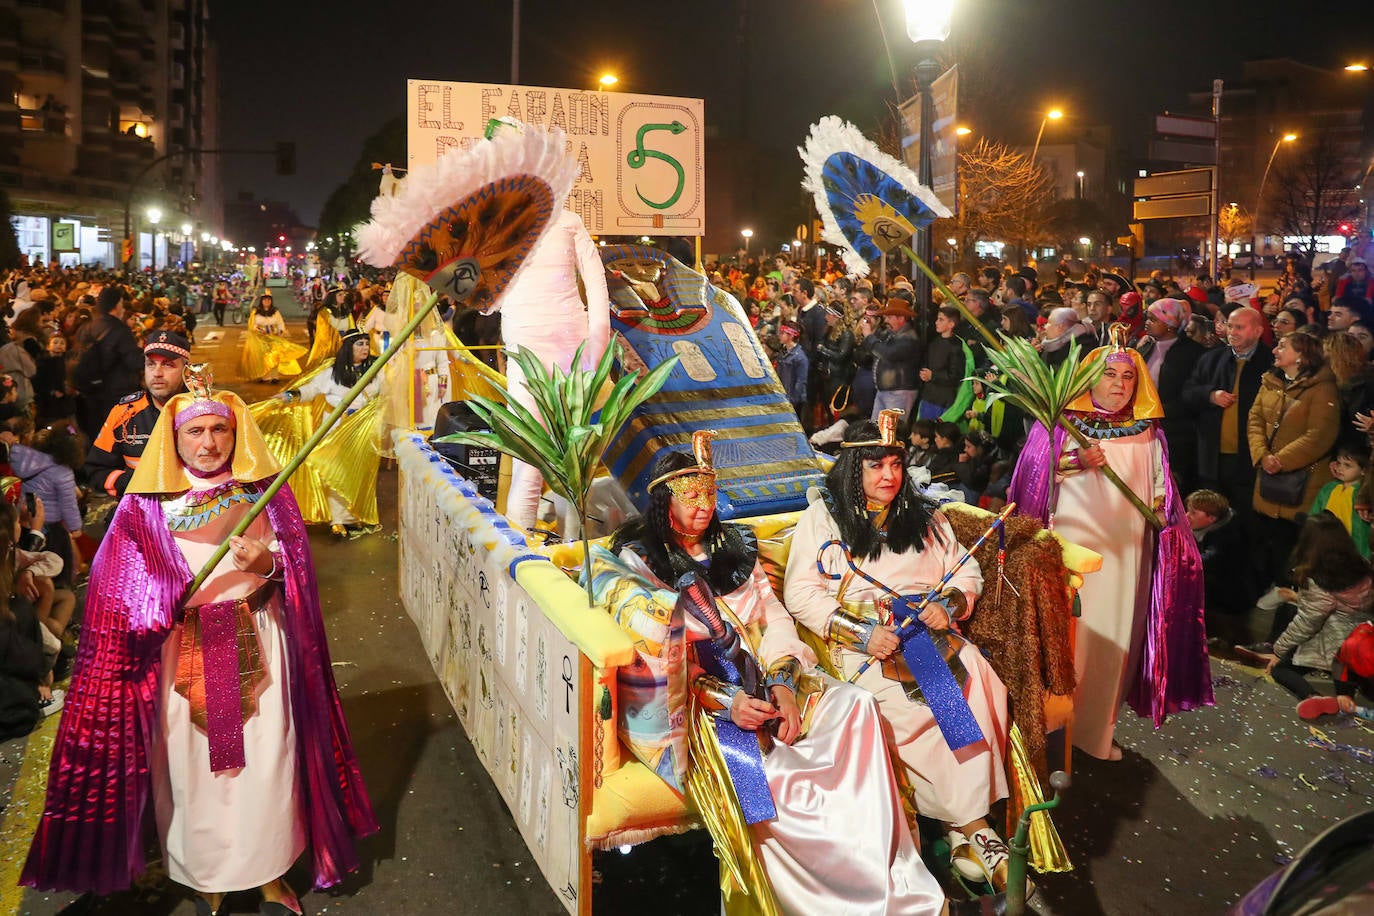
82;329;191;499
1183;305;1272;580
1138;298;1205;492
1098;271;1132;306
24;363;376;913
73;285;145;443
865;297;922;420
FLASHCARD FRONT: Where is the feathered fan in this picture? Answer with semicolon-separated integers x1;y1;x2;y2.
184;128;579;597
799;115;950;277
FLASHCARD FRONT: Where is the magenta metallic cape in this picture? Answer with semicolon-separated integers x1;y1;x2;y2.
21;479;378;894
1008;420;1213;726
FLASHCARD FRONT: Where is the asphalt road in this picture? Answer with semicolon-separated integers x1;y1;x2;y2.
0;287;1369;915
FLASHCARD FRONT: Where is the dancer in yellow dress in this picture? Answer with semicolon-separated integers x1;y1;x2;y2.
240;292;306;383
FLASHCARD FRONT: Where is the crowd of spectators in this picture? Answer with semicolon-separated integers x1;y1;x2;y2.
717;248;1374;714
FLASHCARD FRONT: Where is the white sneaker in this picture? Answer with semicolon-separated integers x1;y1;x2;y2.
970;826;1009;873
947;829;990;882
40;688;65;717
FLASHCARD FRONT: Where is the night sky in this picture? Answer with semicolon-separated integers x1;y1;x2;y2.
212;1;1365;228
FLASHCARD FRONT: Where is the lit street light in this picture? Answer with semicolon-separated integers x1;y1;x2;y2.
904;0;955;317
1346;63;1369;72
598;73;619;89
741;227;753;258
1076;169;1085;198
955;125;971;137
146;207;161;224
1030;108;1063;163
1251;131;1298;279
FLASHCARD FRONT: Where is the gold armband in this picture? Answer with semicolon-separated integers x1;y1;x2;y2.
828;607;876;651
694;675;741;715
765;657;803;694
941;587;969;621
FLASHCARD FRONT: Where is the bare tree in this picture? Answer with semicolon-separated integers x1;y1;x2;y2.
1268;130;1362;257
1217;202;1252;252
933;138;1056;268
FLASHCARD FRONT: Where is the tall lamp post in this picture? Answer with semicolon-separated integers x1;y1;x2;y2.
741;227;753;262
903;0;954;323
1030;108;1063;163
1250;132;1297;280
146;206;161;271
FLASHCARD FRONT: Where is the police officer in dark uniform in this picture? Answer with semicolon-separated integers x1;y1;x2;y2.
81;330;191;498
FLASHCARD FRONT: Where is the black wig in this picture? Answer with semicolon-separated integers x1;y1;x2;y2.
824;419;941;561
331;332;375;387
610;450;756;594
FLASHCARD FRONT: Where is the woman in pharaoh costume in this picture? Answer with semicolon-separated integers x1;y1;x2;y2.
1007;325;1210;761
783;410;1016;893
589;433;1003;915
240;291;307;384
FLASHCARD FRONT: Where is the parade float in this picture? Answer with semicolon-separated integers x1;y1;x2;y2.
363;88;1107;914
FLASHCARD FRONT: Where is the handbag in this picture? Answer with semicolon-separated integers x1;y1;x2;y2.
1257;392;1311;507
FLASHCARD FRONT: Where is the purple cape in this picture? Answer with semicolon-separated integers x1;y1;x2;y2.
21;479;377;894
1008;420;1214;726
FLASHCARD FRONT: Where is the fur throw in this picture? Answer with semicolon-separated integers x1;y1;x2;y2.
946;511;1077;774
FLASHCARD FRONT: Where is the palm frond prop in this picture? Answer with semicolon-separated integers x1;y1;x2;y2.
982;334;1161;530
801;115;1158;529
436;341;680;604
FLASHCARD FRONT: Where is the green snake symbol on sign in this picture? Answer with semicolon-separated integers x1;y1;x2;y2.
626;120;687;210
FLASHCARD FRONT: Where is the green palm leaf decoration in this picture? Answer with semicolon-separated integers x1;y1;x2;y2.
437;341;680;604
980;333;1162;530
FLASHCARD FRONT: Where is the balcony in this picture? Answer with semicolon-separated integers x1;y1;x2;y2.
18;106;70;136
17;0;66;15
17;49;68;78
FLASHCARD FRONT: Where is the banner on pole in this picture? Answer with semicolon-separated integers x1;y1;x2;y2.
406;79;705;236
898;66;959;215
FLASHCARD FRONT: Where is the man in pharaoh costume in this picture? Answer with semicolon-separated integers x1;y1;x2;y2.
1008;326;1211;761
783;411;1018;894
22;364;377;915
589;432;1004;915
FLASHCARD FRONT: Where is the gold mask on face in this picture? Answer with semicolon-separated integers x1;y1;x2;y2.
667;473;717;508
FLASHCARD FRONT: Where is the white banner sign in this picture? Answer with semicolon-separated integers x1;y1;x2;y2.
406;79;704;236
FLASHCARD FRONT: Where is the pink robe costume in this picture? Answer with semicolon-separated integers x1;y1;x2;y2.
1008;419;1212;759
499;210;611;529
22;478;377;894
784;502;1010;826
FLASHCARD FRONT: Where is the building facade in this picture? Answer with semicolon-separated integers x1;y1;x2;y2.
0;0;219;269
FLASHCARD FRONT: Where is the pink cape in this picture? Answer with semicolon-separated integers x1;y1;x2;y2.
22;479;377;894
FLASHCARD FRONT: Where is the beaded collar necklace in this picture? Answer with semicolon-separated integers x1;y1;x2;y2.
163;481;261;532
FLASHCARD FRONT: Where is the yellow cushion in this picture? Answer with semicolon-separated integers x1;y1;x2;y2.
586;760;696;849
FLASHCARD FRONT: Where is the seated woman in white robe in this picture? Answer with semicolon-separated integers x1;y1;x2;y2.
784;411;1016;894
593;437;1002;915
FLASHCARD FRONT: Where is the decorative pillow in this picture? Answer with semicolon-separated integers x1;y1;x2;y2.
587;544;688;794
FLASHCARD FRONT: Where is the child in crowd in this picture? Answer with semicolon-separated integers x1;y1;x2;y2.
924;421;963;488
1187;489;1252;647
954;429;996;505
1309;444;1370;558
906;418;935;469
1251;513;1374;719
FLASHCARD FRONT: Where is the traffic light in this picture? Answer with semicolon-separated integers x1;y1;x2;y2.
275;141;296;176
121;237;133;265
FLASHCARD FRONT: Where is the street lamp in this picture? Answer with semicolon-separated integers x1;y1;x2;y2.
1076;169;1085;198
741;228;753;259
146;207;161;270
1250;131;1298;279
598;73;618;89
904;0;955;319
1346;63;1369;72
1030;108;1063;163
955;125;971;136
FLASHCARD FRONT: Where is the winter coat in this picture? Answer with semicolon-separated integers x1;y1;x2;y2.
1247;365;1340;520
1183;343;1274;481
1274;576;1374;671
921;334;965;407
869;325;922;392
776;345;808;406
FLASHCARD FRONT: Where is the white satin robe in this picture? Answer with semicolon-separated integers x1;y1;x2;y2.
623;549;944;915
784;504;1010;826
